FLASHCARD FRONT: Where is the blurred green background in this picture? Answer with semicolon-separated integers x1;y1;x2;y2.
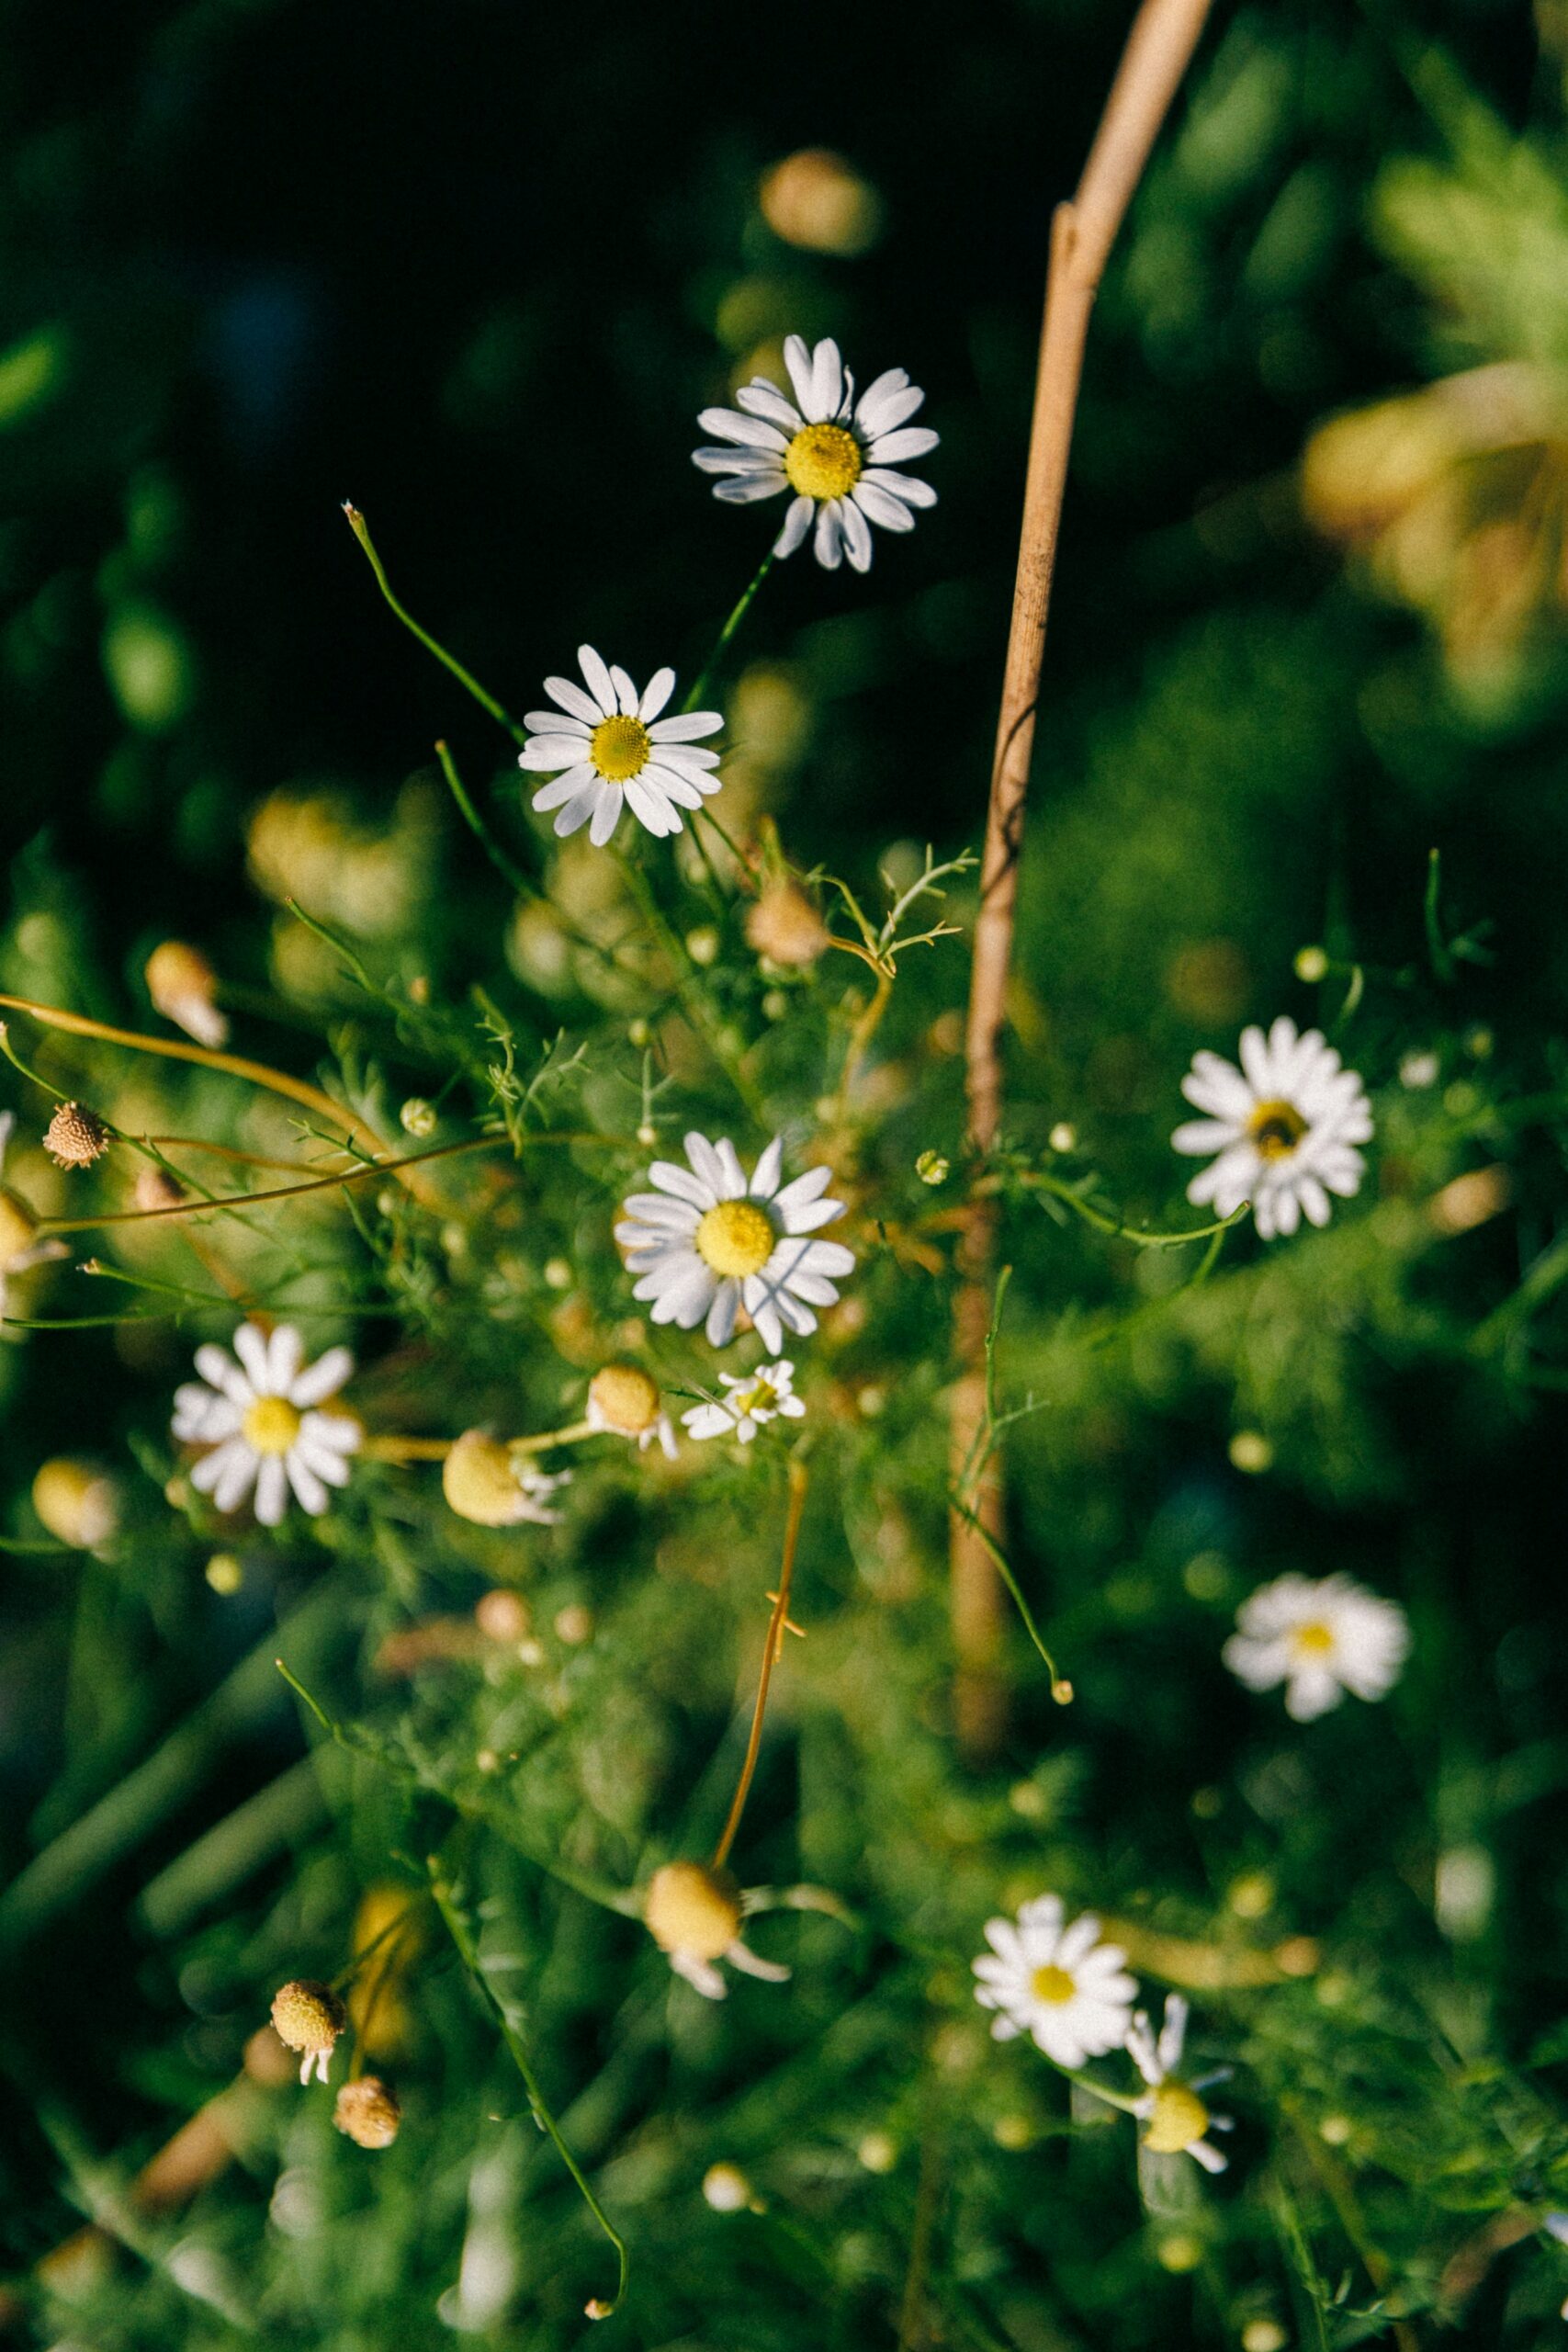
9;0;1568;2345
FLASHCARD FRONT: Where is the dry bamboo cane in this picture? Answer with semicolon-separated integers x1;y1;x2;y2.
951;0;1214;1754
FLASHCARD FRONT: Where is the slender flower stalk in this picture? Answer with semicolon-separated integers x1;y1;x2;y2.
712;1459;808;1873
950;0;1214;1755
342;503;527;747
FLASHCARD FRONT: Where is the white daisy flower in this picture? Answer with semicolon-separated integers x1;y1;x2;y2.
517;645;723;846
173;1321;359;1527
1224;1572;1410;1723
1172;1015;1373;1240
0;1111;69;1320
972;1894;1137;2070
694;334;938;572
615;1133;853;1353
1127;1995;1234;2174
682;1357;807;1444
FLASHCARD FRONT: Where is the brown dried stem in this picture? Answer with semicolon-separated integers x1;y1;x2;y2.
712;1457;809;1872
950;0;1213;1754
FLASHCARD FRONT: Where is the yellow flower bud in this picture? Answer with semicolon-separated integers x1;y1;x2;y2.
643;1862;742;1962
333;2075;401;2149
270;1979;346;2084
32;1458;118;1549
744;881;831;969
587;1364;661;1437
145;940;228;1047
442;1430;531;1526
1143;2083;1211;2155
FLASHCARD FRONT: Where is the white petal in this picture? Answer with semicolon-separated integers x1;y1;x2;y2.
807;338;843;423
851;480;915;532
531;764;598;813
859;466;936;510
750;1136;784;1197
865;425;939;466
285;1450;328;1515
695;406;788;451
648;709;723;742
705;1282;739;1347
782;334;816;414
773;495;813;559
265;1325;304;1392
648;1159;716;1209
854;370;919;435
519;734;596;772
231;1323;273;1394
577;645;616;712
638;666;676;722
543;675;604;727
254;1455;289;1526
588;781;623;847
523;708;591;737
194;1343;251;1407
608;663;639;715
840;497;874;572
289;1347;354;1408
813;503;844;570
715;473;789;504
736;381;804;431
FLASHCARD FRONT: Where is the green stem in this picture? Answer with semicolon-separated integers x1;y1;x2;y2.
428;1858;628;2319
342;504;527;747
434;738;534;897
682;548;775;715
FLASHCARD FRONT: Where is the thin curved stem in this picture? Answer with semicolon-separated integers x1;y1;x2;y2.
712;1459;808;1873
343;505;527;748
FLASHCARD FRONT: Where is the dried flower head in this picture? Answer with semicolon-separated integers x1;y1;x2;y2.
643;1861;791;2001
586;1363;677;1456
745;880;831;968
44;1102;110;1170
332;2075;401;2149
31;1458;118;1549
145;939;229;1048
270;1979;347;2085
442;1430;570;1527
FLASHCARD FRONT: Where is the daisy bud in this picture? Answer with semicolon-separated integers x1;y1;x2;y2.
1143;2083;1213;2155
44;1102;110;1170
31;1458;118;1549
745;881;830;969
269;1979;347;2085
916;1151;949;1186
759;149;882;257
134;1165;185;1212
400;1098;436;1139
332;2075;401;2149
145;940;229;1048
702;2162;750;2212
643;1862;743;1963
442;1430;530;1526
587;1364;661;1439
474;1588;532;1643
1293;944;1328;984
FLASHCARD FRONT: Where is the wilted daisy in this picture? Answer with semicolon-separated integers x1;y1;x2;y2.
1127;1996;1234;2174
615;1133;853;1353
694;334;937;571
0;1111;68;1318
682;1358;806;1444
1173;1015;1372;1240
1224;1572;1409;1722
173;1322;359;1526
643;1862;790;2001
518;646;723;845
972;1894;1137;2069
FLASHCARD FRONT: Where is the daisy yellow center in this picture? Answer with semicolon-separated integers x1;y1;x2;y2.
694;1199;775;1279
589;713;651;782
784;421;863;502
1291;1620;1337;1658
1031;1963;1077;2006
1145;2084;1211;2155
243;1396;302;1456
1247;1098;1307;1160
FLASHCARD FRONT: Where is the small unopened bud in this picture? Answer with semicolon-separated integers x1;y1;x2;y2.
759;148;882;256
270;1979;346;2085
145;940;229;1048
400;1098;436;1139
685;925;719;967
333;2075;401;2149
474;1588;531;1643
1428;1164;1511;1237
32;1458;118;1549
643;1862;742;1962
702;2162;750;2211
1050;1678;1074;1705
442;1430;533;1527
1228;1430;1273;1476
1293;944;1328;985
206;1553;243;1594
44;1102;110;1170
1048;1123;1077;1154
745;881;830;968
587;1363;660;1438
134;1165;185;1212
584;2300;614;2322
915;1150;949;1187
